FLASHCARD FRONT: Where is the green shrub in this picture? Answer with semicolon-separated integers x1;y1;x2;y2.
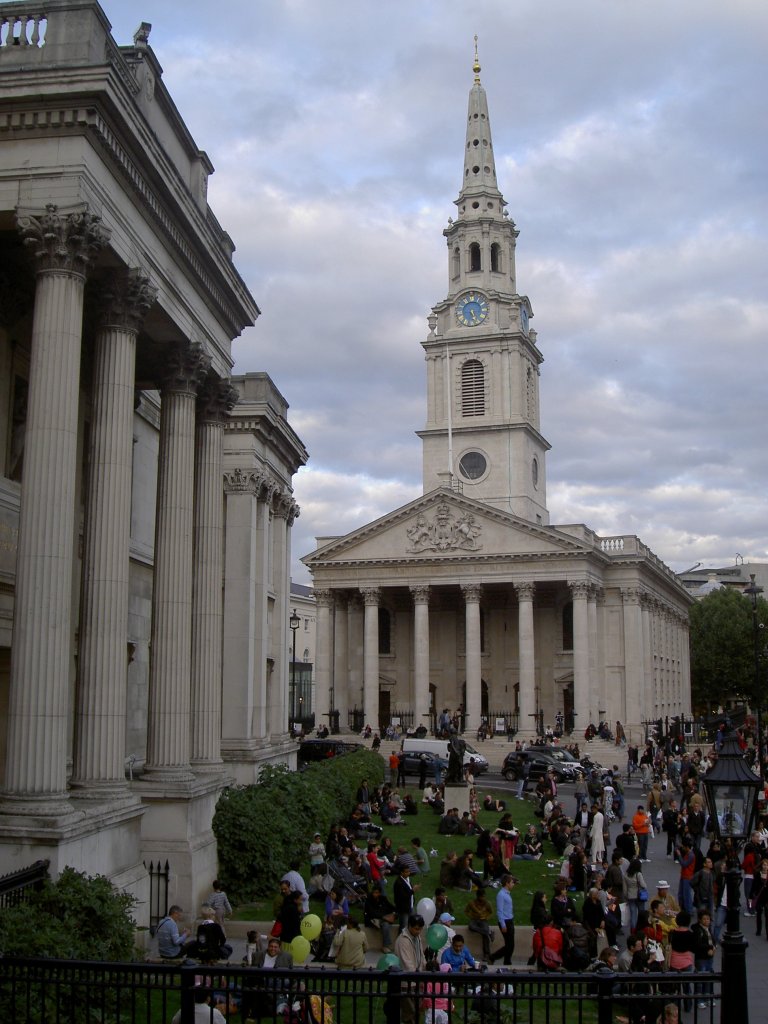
0;866;137;960
213;748;384;903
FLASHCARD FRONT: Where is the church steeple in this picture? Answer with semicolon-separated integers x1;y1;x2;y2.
457;38;504;216
417;42;551;526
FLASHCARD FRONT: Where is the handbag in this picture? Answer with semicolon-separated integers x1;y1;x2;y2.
538;928;563;969
638;887;649;902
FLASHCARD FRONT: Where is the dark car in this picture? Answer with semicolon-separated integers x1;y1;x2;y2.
400;750;448;779
502;748;581;783
297;739;363;765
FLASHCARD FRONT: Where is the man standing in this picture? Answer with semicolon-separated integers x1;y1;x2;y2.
394;914;427;1024
489;874;517;965
393;863;417;932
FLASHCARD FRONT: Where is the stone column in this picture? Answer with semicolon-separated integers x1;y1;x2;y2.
570;581;590;733
361;587;381;729
347;594;364;725
145;342;210;782
462;584;482;733
622;587;645;734
333;593;349;732
588;586;599;724
72;268;155;797
680;615;691;714
268;494;292;738
515;582;536;733
314;589;334;733
3;205;108;816
641;595;654;717
410;585;431;730
190;375;237;771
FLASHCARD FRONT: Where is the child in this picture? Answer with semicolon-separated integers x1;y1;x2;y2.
242;929;259;966
421;963;453;1024
206;880;232;926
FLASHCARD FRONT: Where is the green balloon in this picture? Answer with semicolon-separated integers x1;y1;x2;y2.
426;923;448;951
290;935;311;963
377;953;401;971
300;913;322;941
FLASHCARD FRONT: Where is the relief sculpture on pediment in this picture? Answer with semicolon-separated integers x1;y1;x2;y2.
406;502;482;553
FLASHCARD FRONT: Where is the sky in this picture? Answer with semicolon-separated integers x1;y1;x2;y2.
105;0;768;585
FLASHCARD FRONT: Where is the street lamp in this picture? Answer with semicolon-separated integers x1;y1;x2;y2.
743;574;764;783
289;608;301;729
701;730;761;1024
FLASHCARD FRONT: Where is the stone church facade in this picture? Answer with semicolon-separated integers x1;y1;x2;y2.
303;51;692;741
0;4;305;919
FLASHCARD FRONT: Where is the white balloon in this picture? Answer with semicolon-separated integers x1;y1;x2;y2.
416;897;436;925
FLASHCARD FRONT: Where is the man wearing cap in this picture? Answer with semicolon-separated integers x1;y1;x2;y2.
656;880;681;919
441;932;476;971
489;874;517;965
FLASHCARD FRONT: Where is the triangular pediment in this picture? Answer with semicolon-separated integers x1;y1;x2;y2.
302;488;592;568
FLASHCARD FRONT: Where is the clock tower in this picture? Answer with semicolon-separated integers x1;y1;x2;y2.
418;42;550;525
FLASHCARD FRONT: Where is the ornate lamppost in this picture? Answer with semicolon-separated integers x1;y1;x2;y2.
701;730;761;1024
289;608;301;730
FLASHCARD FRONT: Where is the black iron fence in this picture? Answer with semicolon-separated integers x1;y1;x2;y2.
0;859;49;910
0;957;724;1024
143;860;170;936
484;710;519;737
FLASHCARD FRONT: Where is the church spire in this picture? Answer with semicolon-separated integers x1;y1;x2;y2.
457;36;504;215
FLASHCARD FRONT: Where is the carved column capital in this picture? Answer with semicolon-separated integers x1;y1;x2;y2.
314;588;334;609
410;585;431;605
514;581;536;602
621;586;643;606
569;580;590;601
98;268;156;331
158;341;211;396
461;583;483;603
16;203;110;277
223;467;263;494
287;499;300;526
361;587;381;607
197;374;239;424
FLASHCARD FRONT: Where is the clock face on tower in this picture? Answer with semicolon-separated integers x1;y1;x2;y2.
456;291;489;327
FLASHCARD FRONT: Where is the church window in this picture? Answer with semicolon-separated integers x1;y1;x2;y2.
471;202;480;210
473;138;479;147
472;164;480;174
378;608;391;655
452;247;460;278
459;450;487;480
490;243;501;273
562;602;574;652
526;366;536;419
532;456;539;489
469;242;481;271
461;360;485;416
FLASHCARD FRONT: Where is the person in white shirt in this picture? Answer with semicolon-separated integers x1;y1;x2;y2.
171;988;226;1024
281;862;309;913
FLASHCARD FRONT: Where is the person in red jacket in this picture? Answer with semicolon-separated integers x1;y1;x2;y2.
531;914;564;970
632;805;651;861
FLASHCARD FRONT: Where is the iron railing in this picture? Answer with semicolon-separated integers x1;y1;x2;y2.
0;957;724;1024
143;860;170;936
0;859;49;909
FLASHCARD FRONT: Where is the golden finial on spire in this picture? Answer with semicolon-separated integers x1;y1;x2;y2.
473;35;481;82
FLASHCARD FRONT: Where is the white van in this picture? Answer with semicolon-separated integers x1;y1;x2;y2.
401;737;489;774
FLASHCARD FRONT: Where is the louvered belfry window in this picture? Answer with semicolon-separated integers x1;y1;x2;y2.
461;359;485;416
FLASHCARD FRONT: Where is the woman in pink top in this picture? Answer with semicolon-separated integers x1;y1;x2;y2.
421;963;453;1024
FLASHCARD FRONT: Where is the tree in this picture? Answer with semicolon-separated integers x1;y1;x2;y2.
689;586;768;712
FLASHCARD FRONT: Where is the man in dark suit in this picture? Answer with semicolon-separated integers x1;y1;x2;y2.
393;863;416;932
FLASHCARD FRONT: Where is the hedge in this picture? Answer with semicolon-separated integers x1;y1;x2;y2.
213;748;384;903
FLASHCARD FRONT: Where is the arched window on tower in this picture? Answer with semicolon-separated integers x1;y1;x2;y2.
469;242;481;272
378;608;391;655
461;359;485;416
490;242;501;273
562;602;574;652
452;247;461;279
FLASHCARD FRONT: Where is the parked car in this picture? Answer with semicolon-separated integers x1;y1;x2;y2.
501;748;582;783
297;739;363;765
400;750;448;778
400;737;489;774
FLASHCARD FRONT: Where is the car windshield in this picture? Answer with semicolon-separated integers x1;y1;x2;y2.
548;750;572;762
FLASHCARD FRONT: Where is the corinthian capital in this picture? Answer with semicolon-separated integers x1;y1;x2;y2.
313;588;334;609
514;581;536;602
197;374;239;424
98;268;157;331
360;587;381;607
569;580;590;601
223;467;263;494
16;203;110;277
159;341;211;396
461;583;483;603
410;585;431;605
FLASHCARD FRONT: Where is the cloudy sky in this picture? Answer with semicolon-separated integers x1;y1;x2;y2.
107;0;768;584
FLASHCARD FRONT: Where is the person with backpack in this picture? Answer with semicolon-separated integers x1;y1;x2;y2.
531;914;563;970
562;919;591;971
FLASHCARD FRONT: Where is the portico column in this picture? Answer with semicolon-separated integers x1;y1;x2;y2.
145;342;210;782
641;595;653;718
515;582;536;733
190;376;237;771
2;205;108;816
314;589;334;733
588;586;599;724
72;268;155;796
570;581;590;733
622;587;645;733
361;587;381;730
410;586;431;730
461;584;482;733
680;616;691;715
268;494;292;738
333;593;349;731
347;594;364;724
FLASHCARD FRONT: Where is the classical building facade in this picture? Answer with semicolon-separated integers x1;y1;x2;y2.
0;3;305;919
303;51;693;741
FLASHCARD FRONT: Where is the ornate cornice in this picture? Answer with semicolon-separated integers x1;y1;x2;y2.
16;203;110;277
159;341;210;396
98;267;156;332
